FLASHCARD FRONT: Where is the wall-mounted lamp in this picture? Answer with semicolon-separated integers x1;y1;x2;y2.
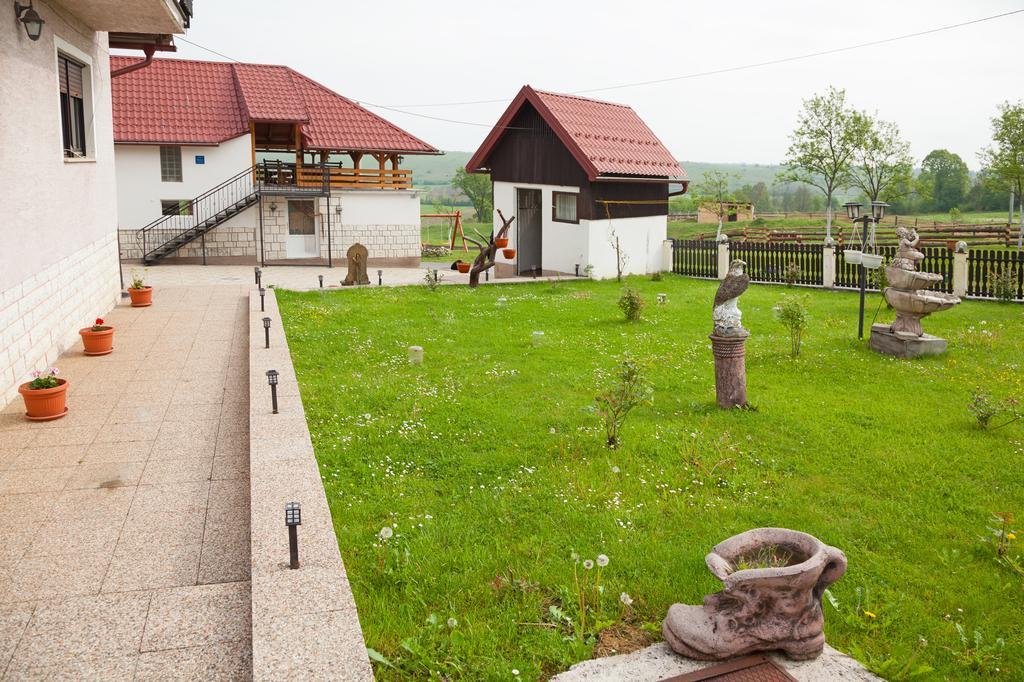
285;501;302;569
14;2;44;41
266;369;279;413
268;202;278;214
263;316;271;349
334;203;342;215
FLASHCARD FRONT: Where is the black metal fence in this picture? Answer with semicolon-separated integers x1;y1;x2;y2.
967;249;1024;299
834;246;953;293
730;242;823;285
672;239;717;278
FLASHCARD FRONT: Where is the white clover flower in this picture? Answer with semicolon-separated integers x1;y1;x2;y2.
620;592;633;606
611;466;620;474
378;526;393;541
447;617;458;628
583;559;594;570
596;554;609;567
512;670;520;676
570;552;580;563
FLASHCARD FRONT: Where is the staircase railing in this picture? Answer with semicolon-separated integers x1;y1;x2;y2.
139;165;259;261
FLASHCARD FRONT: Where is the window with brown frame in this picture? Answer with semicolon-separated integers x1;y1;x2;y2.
58;54;87;157
552;191;579;224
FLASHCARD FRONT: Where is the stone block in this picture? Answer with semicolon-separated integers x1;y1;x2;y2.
869;324;947;358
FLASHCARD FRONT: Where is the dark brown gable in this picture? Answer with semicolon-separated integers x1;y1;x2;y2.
484;102;589;189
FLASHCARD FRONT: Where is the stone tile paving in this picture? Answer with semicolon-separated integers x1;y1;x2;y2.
0;285;253;680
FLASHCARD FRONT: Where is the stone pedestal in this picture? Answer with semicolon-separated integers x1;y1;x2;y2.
710;332;749;408
869;323;947;358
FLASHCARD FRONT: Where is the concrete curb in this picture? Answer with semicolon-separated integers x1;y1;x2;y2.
248;288;373;680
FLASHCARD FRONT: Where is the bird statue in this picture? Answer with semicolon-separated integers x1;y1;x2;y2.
712;259;750;337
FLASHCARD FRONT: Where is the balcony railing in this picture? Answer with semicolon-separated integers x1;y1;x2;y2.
258;161;412;191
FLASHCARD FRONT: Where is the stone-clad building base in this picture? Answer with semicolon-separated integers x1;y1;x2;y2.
0;233;121;405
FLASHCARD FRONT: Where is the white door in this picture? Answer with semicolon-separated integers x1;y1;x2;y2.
286;200;319;258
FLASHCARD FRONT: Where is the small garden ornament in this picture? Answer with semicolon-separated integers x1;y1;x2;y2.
710;259;750;408
663;528;847;661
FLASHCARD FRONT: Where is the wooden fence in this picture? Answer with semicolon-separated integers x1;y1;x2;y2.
730;242;823;286
966;249;1024;299
833;246;953;293
669;239;1023;301
671;239;717;278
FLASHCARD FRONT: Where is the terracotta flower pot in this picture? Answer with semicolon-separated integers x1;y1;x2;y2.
502;248;516;259
494;238;509;248
80;326;114;356
457;262;471;274
18;379;69;421
128;286;153;307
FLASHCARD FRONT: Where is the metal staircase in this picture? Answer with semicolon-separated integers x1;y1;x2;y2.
138;166;261;264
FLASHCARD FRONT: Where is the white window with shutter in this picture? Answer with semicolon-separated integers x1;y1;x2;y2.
54;38;95;161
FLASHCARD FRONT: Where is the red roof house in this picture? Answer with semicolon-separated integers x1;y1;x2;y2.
467;85;686;279
111;56;438;155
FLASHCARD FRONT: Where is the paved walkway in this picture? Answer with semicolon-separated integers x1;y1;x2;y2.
0;285;253;680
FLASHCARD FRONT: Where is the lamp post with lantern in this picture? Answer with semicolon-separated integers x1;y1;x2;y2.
842;200;889;339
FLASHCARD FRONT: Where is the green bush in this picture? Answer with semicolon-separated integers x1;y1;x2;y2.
618;287;645;322
773;294;809;357
990;266;1018;303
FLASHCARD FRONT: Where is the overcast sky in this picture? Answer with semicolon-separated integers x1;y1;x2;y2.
164;1;1023;168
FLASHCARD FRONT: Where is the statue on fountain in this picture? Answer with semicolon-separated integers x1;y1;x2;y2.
869;227;961;358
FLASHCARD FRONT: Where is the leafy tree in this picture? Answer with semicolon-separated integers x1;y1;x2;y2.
695;170;739;240
849;115;914;206
918;149;970;212
452;167;493;222
978;101;1024;248
737;182;772;211
779;87;869;242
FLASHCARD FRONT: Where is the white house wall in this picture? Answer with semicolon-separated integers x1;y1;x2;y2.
585;216;667;279
114;135;253;229
0;1;122;403
491;180;666;279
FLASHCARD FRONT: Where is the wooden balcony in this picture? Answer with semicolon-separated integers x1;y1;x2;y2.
257;161;412;192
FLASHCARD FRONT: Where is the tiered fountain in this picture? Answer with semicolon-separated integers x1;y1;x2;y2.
869;227;961;358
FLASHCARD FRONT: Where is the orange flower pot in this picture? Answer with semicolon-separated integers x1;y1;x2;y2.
494;238;509;248
79;326;114;356
18;379;68;421
457;262;471;274
128;286;153;307
502;248;516;259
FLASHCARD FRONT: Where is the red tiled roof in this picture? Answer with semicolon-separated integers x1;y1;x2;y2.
110;57;438;153
467;85;685;181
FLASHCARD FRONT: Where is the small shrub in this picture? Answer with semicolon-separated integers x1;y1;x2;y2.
773;295;809;358
129;269;146;290
870;257;891;291
990;266;1018;302
968;388;1021;430
783;261;801;287
423;269;443;291
981;512;1023;577
595;356;653;449
650;271;663;282
948;207;962;223
618;288;645;322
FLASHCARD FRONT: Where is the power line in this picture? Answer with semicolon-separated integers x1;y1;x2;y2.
376;8;1024;108
175;36;242;62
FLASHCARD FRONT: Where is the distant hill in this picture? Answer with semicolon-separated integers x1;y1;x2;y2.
407;153;795;190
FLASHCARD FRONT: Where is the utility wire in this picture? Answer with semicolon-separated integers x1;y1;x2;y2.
377;8;1024;108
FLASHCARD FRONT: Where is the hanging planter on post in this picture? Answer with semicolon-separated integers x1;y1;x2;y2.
456;262;471;274
502;248;516;259
860;253;883;270
842;249;862;265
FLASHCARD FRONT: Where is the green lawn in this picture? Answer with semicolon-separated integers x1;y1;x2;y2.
277;276;1023;680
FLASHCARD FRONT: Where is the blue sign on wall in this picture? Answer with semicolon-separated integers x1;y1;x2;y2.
195;155;205;165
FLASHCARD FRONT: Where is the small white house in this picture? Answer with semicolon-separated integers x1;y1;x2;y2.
466;86;688;279
110;57;441;266
0;0;188;403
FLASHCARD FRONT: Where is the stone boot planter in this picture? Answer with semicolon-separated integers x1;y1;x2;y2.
663;528;846;661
